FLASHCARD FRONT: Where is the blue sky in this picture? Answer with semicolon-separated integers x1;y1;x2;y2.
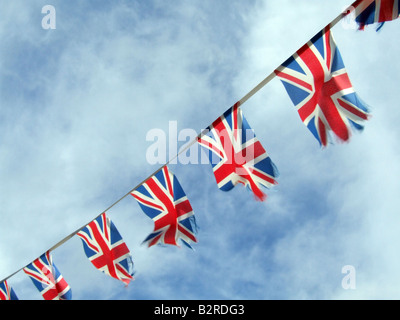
1;0;400;300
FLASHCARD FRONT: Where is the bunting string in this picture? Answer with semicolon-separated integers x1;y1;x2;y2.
0;0;364;287
1;0;398;299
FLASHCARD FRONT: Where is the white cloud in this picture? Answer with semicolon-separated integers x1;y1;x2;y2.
2;0;400;300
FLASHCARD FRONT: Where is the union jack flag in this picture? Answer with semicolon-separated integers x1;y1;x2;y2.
77;213;134;285
274;26;369;147
197;102;278;202
0;281;18;300
131;166;198;248
23;251;71;300
350;0;400;30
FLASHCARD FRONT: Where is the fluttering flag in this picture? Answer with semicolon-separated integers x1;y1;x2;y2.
0;281;18;300
131;166;198;248
77;213;134;285
350;0;399;30
23;251;71;300
197;102;278;202
274;26;369;147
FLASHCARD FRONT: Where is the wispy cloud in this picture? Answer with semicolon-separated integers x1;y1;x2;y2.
1;0;400;300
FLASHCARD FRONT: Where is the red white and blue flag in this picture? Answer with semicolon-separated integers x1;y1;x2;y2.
0;281;18;300
131;166;198;248
274;26;369;147
23;251;71;300
350;0;400;30
77;213;134;285
197;102;278;201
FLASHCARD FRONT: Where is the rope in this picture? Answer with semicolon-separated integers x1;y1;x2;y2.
0;6;349;285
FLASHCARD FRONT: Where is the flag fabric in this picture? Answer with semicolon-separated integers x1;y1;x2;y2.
0;281;18;300
350;0;400;30
131;166;198;248
23;251;71;300
77;213;134;285
197;102;278;201
274;26;369;147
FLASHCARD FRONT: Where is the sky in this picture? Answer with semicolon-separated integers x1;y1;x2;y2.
1;0;400;300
